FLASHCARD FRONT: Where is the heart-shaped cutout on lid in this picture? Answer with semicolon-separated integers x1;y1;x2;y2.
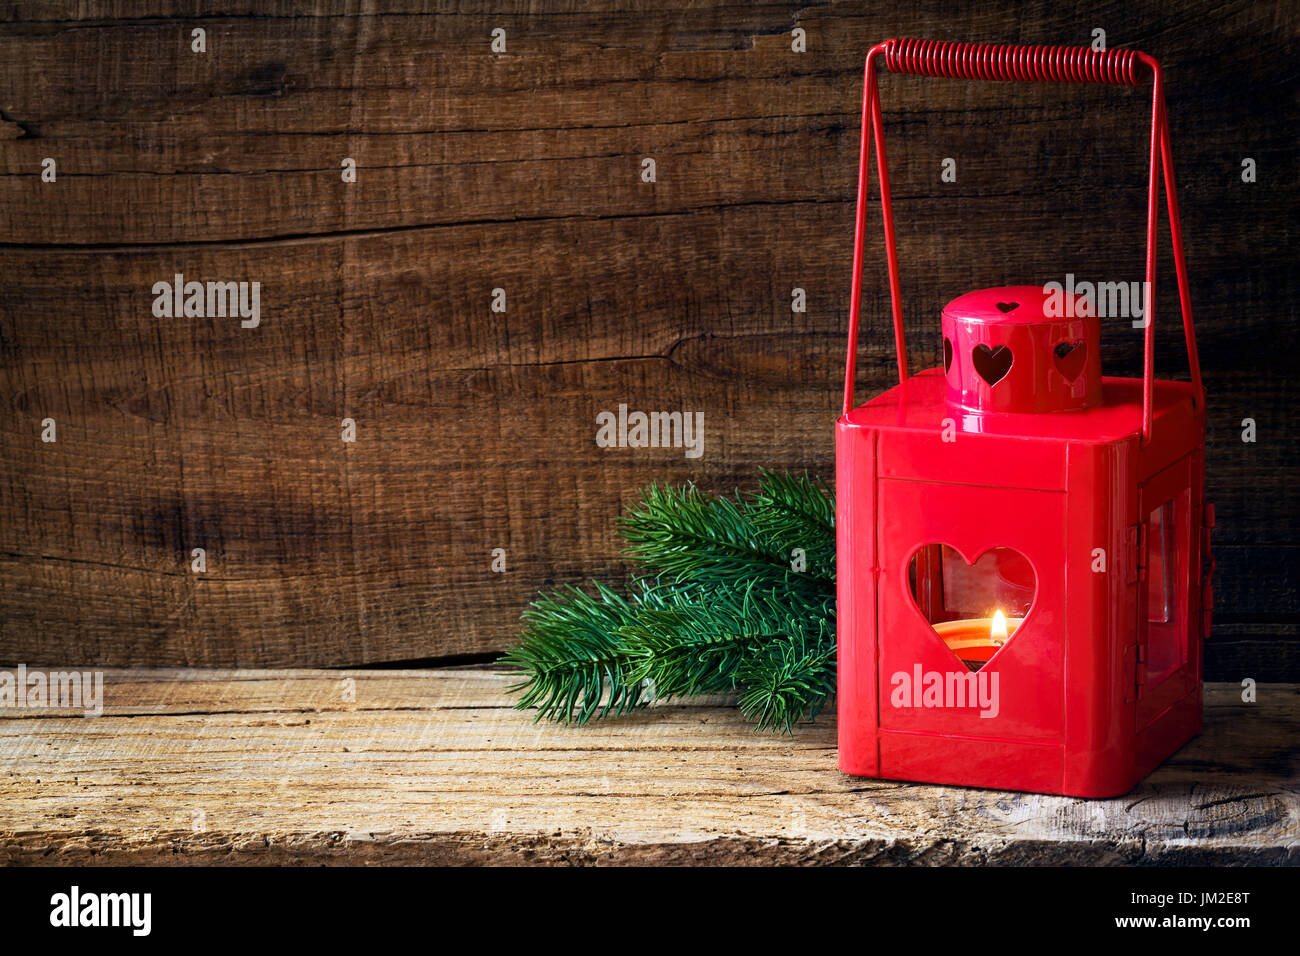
1053;340;1088;382
943;337;954;374
972;344;1013;386
907;544;1036;672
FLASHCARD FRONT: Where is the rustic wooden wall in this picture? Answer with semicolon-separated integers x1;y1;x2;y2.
0;1;1295;675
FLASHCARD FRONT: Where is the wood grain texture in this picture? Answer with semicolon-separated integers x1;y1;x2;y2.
0;1;1296;669
0;668;1294;865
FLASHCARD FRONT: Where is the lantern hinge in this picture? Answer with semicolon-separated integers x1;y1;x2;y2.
1123;643;1144;703
1126;523;1144;585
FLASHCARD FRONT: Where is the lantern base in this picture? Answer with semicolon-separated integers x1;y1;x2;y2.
856;683;1201;798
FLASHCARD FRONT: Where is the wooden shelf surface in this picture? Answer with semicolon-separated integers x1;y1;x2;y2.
0;669;1294;865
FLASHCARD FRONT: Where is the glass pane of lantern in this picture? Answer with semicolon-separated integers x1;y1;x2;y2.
1147;501;1172;624
907;546;1036;672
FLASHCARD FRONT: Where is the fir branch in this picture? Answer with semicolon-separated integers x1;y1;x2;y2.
505;472;840;733
503;582;647;726
620;483;830;596
748;470;836;581
620;483;780;577
735;621;836;733
621;585;804;698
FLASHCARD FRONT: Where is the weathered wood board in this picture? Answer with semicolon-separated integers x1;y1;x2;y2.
0;1;1296;669
0;669;1293;865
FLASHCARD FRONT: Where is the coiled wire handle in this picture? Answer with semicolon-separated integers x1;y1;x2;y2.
843;38;1204;445
884;38;1142;85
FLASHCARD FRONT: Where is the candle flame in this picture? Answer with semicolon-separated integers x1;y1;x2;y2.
990;609;1008;645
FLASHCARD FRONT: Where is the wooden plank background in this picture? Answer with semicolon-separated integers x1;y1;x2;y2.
0;1;1295;672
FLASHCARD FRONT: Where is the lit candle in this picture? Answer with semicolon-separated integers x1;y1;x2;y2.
932;611;1022;671
990;609;1008;645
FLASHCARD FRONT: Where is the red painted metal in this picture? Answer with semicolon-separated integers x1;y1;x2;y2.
942;286;1103;414
836;39;1211;797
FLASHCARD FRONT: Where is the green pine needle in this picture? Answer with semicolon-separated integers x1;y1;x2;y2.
622;584;819;699
621;484;784;581
505;472;837;732
736;623;836;733
502;582;647;725
750;469;836;582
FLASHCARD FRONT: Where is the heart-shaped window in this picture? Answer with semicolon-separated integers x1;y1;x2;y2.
972;344;1013;386
907;545;1036;671
1053;340;1087;382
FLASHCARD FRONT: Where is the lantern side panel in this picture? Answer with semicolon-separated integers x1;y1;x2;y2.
836;420;880;776
836;370;1206;797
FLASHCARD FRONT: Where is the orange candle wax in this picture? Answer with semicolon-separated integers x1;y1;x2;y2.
933;612;1023;671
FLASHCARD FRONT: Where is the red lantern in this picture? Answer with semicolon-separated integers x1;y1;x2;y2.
836;40;1214;797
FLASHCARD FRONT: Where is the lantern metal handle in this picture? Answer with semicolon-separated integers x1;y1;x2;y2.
842;38;1205;445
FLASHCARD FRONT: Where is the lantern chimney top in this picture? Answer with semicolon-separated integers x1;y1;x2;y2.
941;285;1102;415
